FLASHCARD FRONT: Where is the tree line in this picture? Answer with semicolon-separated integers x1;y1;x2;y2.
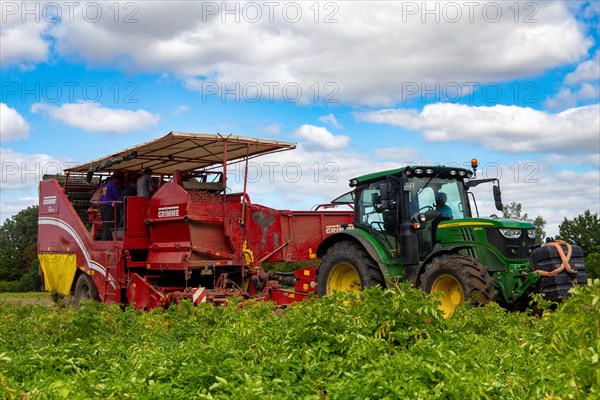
0;206;41;292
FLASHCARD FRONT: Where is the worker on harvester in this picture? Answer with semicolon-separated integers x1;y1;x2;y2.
137;168;155;197
118;175;137;227
100;174;122;240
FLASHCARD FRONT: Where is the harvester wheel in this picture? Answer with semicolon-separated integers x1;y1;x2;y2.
316;241;384;297
419;254;496;317
74;273;100;308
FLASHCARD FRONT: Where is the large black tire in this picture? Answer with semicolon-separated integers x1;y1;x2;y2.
74;273;100;308
419;254;496;316
316;241;385;297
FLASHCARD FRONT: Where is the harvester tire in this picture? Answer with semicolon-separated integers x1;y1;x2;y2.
74;273;100;308
419;254;496;317
316;241;385;297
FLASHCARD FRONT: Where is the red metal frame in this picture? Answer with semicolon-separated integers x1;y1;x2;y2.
38;133;353;309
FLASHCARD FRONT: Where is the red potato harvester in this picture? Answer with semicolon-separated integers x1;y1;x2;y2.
38;132;353;309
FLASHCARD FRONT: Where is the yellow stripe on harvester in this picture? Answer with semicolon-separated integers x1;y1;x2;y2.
437;222;495;229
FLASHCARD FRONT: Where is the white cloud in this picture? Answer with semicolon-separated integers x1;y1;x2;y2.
30;102;160;134
295;125;350;151
0;103;30;142
545;84;599;110
264;123;282;135
472;166;600;237
374;147;421;163
171;105;190;115
0;147;75;223
542;153;600;168
565;51;600;85
0;147;74;190
546;51;599;110
229;140;399;207
357;103;600;156
0;197;38;225
41;1;591;105
0;16;50;67
319;113;341;129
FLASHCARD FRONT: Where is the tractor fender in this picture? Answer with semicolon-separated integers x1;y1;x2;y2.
413;245;471;286
317;231;390;278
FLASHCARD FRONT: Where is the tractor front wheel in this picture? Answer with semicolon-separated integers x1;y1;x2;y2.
74;273;100;308
316;241;385;297
419;254;496;317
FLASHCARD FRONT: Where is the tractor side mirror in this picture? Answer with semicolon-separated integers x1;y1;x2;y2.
493;185;503;211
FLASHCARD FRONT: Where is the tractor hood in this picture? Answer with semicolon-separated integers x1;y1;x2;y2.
436;217;537;263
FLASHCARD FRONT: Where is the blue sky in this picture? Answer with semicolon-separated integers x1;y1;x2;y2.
1;0;599;236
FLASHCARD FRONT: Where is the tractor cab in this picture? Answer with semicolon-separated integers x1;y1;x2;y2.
347;165;478;265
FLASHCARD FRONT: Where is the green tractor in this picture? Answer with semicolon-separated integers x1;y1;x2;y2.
316;160;587;315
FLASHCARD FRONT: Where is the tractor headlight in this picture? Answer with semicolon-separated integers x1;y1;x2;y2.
527;229;536;239
499;228;521;239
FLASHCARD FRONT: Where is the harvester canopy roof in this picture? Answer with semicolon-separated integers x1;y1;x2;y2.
65;132;296;175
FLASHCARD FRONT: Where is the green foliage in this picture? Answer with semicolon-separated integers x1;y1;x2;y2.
0;206;39;287
502;202;546;245
0;281;23;293
557;210;600;256
0;259;42;293
19;258;43;292
1;282;599;399
585;253;600;279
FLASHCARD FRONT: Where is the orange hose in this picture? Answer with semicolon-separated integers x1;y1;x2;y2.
535;240;575;277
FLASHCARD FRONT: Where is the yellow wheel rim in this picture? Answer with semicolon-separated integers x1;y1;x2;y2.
431;274;464;317
327;262;361;295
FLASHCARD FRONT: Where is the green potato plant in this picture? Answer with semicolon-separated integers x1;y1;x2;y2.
0;281;598;399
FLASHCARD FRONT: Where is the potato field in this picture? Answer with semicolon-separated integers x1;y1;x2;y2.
1;282;599;399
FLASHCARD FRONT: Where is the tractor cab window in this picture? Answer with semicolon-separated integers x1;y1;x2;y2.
357;180;399;236
357;180;401;260
358;182;385;231
406;176;468;259
331;191;354;204
407;177;468;221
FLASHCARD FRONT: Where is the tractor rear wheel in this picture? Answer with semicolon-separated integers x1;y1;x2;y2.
419;254;496;317
316;241;385;297
74;273;100;308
